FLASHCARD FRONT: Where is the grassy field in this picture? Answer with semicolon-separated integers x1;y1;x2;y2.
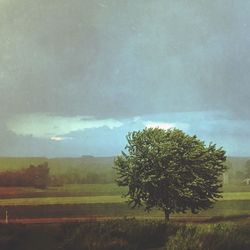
0;183;249;221
0;184;249;250
0;183;249;198
0;192;249;206
0;183;127;198
0;195;125;206
53;183;127;195
222;184;250;192
0;201;250;221
222;192;250;200
0;183;249;199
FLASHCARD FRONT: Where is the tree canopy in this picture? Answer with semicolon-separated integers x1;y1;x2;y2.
115;128;227;220
0;162;49;189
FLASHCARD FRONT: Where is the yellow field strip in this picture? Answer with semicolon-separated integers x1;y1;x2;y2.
0;195;125;206
221;192;250;201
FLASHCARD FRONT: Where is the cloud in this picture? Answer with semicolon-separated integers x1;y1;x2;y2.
0;0;250;119
0;111;250;157
50;136;72;142
1;1;250;157
144;120;190;131
6;114;122;138
144;122;175;130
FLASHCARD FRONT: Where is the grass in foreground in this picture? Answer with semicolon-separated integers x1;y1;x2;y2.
0;219;250;250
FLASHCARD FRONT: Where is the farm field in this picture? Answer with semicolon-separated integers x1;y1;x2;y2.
0;183;249;222
0;195;125;206
0;192;250;206
0;184;127;198
0;201;250;222
0;183;249;198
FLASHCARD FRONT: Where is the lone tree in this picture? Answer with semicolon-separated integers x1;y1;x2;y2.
115;128;227;221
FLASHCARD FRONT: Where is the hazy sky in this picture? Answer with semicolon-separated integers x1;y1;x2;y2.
1;0;250;157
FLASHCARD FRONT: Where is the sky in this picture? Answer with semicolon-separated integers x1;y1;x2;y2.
1;0;250;157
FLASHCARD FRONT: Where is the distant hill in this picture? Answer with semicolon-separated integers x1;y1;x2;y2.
0;156;248;174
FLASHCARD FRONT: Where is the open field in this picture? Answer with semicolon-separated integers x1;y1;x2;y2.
0;184;127;198
0;195;125;206
0;183;249;222
0;200;250;221
221;192;250;200
0;183;249;198
0;192;250;206
0;183;249;214
222;184;250;192
0;201;250;222
0;183;249;199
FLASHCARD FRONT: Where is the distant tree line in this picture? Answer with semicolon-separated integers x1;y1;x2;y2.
0;162;49;189
0;162;116;188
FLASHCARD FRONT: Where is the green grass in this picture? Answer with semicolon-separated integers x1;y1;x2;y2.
53;183;127;195
0;183;127;199
0;183;249;217
221;192;250;200
222;184;250;192
0;195;125;206
0;194;250;220
1;220;250;250
166;222;250;250
0;184;250;220
3;183;249;200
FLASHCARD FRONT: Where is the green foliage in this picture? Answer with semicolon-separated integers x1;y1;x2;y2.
115;128;227;219
166;223;250;250
60;219;172;250
0;162;49;189
0;220;174;250
1;220;250;250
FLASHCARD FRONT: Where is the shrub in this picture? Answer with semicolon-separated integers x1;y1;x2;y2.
166;223;250;250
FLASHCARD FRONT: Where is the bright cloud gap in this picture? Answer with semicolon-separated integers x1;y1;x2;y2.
7;114;123;139
144;122;175;130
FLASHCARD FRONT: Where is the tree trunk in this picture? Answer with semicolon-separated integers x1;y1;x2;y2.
164;209;170;222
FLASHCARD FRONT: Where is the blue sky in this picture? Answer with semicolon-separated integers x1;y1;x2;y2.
1;0;250;157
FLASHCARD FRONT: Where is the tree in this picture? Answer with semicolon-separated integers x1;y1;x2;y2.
0;162;50;189
21;162;50;188
115;128;227;221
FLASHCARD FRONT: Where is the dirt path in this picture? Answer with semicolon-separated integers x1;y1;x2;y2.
0;216;114;224
0;216;211;224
